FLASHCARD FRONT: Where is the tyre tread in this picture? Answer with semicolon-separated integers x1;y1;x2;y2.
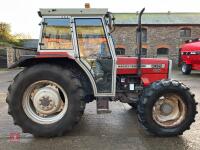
137;79;197;136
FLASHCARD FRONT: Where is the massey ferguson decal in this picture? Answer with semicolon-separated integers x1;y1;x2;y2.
117;64;165;69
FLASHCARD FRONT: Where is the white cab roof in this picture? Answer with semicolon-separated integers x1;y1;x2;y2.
39;8;108;17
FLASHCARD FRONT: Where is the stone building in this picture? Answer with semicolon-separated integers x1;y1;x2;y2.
112;12;200;65
3;12;200;68
0;39;38;68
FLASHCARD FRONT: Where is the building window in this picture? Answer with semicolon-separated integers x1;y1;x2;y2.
180;28;191;37
115;47;125;55
135;48;147;57
136;28;147;42
141;48;147;56
157;48;169;56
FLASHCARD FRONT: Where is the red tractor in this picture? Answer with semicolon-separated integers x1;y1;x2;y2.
180;38;200;75
7;8;197;137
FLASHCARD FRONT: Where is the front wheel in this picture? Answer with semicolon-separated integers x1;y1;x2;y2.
181;63;191;75
6;64;86;137
137;80;197;136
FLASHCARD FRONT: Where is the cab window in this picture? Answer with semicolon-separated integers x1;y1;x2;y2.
41;18;72;50
75;18;111;58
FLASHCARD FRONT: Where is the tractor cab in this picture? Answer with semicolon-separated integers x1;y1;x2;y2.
37;8;117;96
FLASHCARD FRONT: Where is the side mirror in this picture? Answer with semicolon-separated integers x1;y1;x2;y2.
106;12;115;33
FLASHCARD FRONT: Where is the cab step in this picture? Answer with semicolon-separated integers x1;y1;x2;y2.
96;98;111;114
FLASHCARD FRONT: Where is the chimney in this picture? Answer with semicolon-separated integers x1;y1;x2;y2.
85;3;90;8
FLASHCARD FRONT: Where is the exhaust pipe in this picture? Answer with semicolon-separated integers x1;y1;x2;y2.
137;8;145;77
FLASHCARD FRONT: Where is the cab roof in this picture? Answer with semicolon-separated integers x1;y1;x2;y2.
38;8;108;17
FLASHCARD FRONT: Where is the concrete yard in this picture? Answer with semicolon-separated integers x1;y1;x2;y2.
0;69;200;150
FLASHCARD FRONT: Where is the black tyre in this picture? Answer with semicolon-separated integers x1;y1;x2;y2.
6;64;86;137
137;79;197;136
181;63;191;75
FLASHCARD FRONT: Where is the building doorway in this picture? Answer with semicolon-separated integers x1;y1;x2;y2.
0;48;7;68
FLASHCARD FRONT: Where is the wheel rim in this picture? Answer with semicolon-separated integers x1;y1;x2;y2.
152;93;186;127
22;80;68;125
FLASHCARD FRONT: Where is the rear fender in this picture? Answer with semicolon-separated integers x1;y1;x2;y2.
8;56;95;101
8;55;36;69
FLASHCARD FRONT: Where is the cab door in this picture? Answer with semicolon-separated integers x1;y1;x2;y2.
73;18;116;96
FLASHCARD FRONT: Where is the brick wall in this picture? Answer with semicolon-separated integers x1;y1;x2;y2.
7;47;15;68
112;25;200;66
4;39;38;68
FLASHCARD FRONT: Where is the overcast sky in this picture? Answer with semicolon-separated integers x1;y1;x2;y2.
0;0;200;38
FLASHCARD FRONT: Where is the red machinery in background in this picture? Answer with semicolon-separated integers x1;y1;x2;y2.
180;38;200;74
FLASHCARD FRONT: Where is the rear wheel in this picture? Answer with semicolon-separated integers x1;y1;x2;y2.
6;64;86;137
181;63;191;75
137;80;197;136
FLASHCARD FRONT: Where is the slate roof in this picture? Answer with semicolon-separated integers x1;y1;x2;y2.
113;13;200;25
